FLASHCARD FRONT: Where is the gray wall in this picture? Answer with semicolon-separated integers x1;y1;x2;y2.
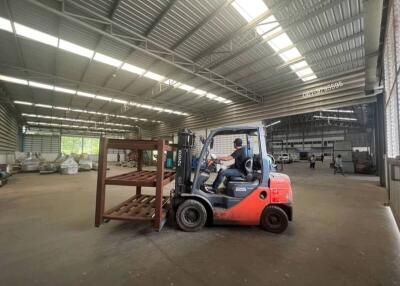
148;72;376;137
0;104;18;164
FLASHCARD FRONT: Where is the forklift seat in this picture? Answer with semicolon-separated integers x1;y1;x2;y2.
225;157;259;198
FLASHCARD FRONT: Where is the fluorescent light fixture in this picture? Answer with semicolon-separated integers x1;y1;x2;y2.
143;71;165;81
54;86;76;95
77;91;96;98
164;79;179;86
193;89;207;96
0;17;12;32
290;61;308;71
26;121;129;132
224;100;233;104
313;115;357;121
296;68;314;77
71;108;85;113
214;96;226;102
58;39;94;59
28;81;54;90
23;113;133;127
265;120;281;128
121;63;145;75
54;106;69;110
14;100;33;106
0;74;28;85
96;95;112;101
153;107;164;112
3;73;187;116
14;22;58;47
232;0;268;22
93;52;122;68
112;98;128;104
178;84;195;92
35;104;52;108
1;19;233;107
323;109;354;113
141;104;153;110
279;47;301;62
302;75;317;82
257;16;281;38
206;93;217;99
268;33;293;51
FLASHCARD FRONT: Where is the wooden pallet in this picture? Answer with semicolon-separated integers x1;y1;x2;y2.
103;194;169;221
105;170;175;187
95;138;175;231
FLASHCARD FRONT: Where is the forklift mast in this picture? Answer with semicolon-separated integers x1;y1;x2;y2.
174;129;195;196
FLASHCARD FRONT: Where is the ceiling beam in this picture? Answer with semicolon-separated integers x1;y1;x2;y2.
213;14;363;74
26;0;262;102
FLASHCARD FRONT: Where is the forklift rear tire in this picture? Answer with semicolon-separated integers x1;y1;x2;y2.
176;199;207;232
260;205;288;233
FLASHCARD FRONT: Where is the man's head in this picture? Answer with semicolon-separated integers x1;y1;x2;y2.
337;154;341;158
233;138;242;149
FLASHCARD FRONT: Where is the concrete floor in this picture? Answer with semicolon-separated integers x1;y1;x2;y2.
0;162;399;286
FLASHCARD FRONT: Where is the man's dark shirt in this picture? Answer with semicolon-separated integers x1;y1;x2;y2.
230;147;247;171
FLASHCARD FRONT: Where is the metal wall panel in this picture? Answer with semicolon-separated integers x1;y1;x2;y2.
147;71;375;136
22;134;61;153
0;104;18;152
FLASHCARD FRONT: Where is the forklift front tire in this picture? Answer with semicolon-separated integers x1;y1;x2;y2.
176;199;207;232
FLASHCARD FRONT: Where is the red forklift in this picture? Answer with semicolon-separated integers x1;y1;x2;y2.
170;126;293;233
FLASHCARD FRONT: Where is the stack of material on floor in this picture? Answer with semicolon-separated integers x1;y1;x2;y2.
353;151;374;174
0;164;11;187
92;162;98;170
60;156;79;175
21;153;41;172
39;153;66;174
78;154;93;171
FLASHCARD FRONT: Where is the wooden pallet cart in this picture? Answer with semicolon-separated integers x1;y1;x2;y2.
95;138;175;231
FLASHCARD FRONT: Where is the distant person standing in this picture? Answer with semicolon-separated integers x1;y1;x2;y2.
321;153;324;163
309;154;316;169
117;152;120;162
334;154;344;175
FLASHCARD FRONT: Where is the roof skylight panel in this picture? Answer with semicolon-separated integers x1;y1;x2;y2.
289;61;308;71
257;16;282;38
232;0;268;22
301;75;317;81
278;47;302;62
232;1;317;82
268;33;293;52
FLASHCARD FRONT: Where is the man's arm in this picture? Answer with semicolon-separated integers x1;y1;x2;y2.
217;155;234;161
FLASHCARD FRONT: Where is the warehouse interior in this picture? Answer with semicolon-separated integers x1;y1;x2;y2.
0;0;399;285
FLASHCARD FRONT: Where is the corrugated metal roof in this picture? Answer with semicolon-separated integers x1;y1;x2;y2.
0;0;367;133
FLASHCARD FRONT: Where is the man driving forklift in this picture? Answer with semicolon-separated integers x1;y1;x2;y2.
211;138;247;192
